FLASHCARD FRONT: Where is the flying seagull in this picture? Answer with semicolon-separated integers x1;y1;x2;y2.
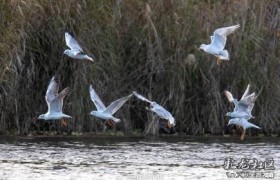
89;85;132;127
225;84;261;140
224;84;257;119
199;24;240;64
38;75;72;123
133;91;175;128
64;32;94;62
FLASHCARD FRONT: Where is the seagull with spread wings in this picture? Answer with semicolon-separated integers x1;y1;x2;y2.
224;84;261;140
38;75;72;122
199;24;240;64
133;91;175;128
224;84;257;119
89;85;132;127
64;32;94;62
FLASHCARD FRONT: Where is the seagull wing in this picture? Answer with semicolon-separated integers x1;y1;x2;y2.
240;93;256;106
224;90;239;111
103;94;133;115
224;91;234;102
241;84;251;100
133;91;152;103
235;103;250;116
214;24;240;37
89;85;106;111
152;103;175;124
45;75;60;111
211;33;226;49
49;87;70;113
65;32;83;52
212;24;240;49
239;92;257;115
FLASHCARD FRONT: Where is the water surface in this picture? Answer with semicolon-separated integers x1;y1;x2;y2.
0;136;279;180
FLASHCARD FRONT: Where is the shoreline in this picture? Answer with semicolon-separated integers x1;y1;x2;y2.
0;131;278;140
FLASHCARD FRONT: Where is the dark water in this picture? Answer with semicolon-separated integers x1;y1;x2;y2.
0;136;279;180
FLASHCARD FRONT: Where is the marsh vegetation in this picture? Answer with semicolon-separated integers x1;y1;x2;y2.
0;0;279;136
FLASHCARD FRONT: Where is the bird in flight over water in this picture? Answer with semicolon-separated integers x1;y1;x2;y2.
38;75;72;126
89;85;133;129
64;32;95;62
199;24;240;64
133;91;175;129
224;84;261;140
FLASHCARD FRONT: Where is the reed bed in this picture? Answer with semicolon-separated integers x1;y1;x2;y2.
0;0;279;135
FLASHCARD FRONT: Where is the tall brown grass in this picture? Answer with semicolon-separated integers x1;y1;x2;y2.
0;0;279;135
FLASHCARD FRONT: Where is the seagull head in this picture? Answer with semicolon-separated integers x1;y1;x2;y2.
226;112;232;117
227;119;235;126
150;102;157;107
90;111;98;117
38;114;46;120
63;49;72;56
199;44;207;51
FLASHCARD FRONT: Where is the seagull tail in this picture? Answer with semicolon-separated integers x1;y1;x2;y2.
246;121;261;129
62;114;72;119
111;117;121;123
252;124;261;129
219;50;229;60
85;55;95;62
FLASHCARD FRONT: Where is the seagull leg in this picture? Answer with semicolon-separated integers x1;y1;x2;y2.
240;128;246;141
106;120;114;128
102;121;107;132
67;118;72;135
166;121;172;129
55;121;60;135
216;57;222;65
61;118;68;127
112;120;117;135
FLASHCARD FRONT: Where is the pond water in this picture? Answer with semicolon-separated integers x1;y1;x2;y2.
0;136;279;180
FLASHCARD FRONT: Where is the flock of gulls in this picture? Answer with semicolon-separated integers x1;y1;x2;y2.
38;24;261;140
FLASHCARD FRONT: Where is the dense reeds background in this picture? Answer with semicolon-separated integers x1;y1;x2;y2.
0;0;279;135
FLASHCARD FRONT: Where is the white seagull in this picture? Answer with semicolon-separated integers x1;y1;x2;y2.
89;85;132;127
199;24;240;64
133;91;175;128
225;84;261;140
38;75;72;121
224;84;257;119
64;32;94;62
